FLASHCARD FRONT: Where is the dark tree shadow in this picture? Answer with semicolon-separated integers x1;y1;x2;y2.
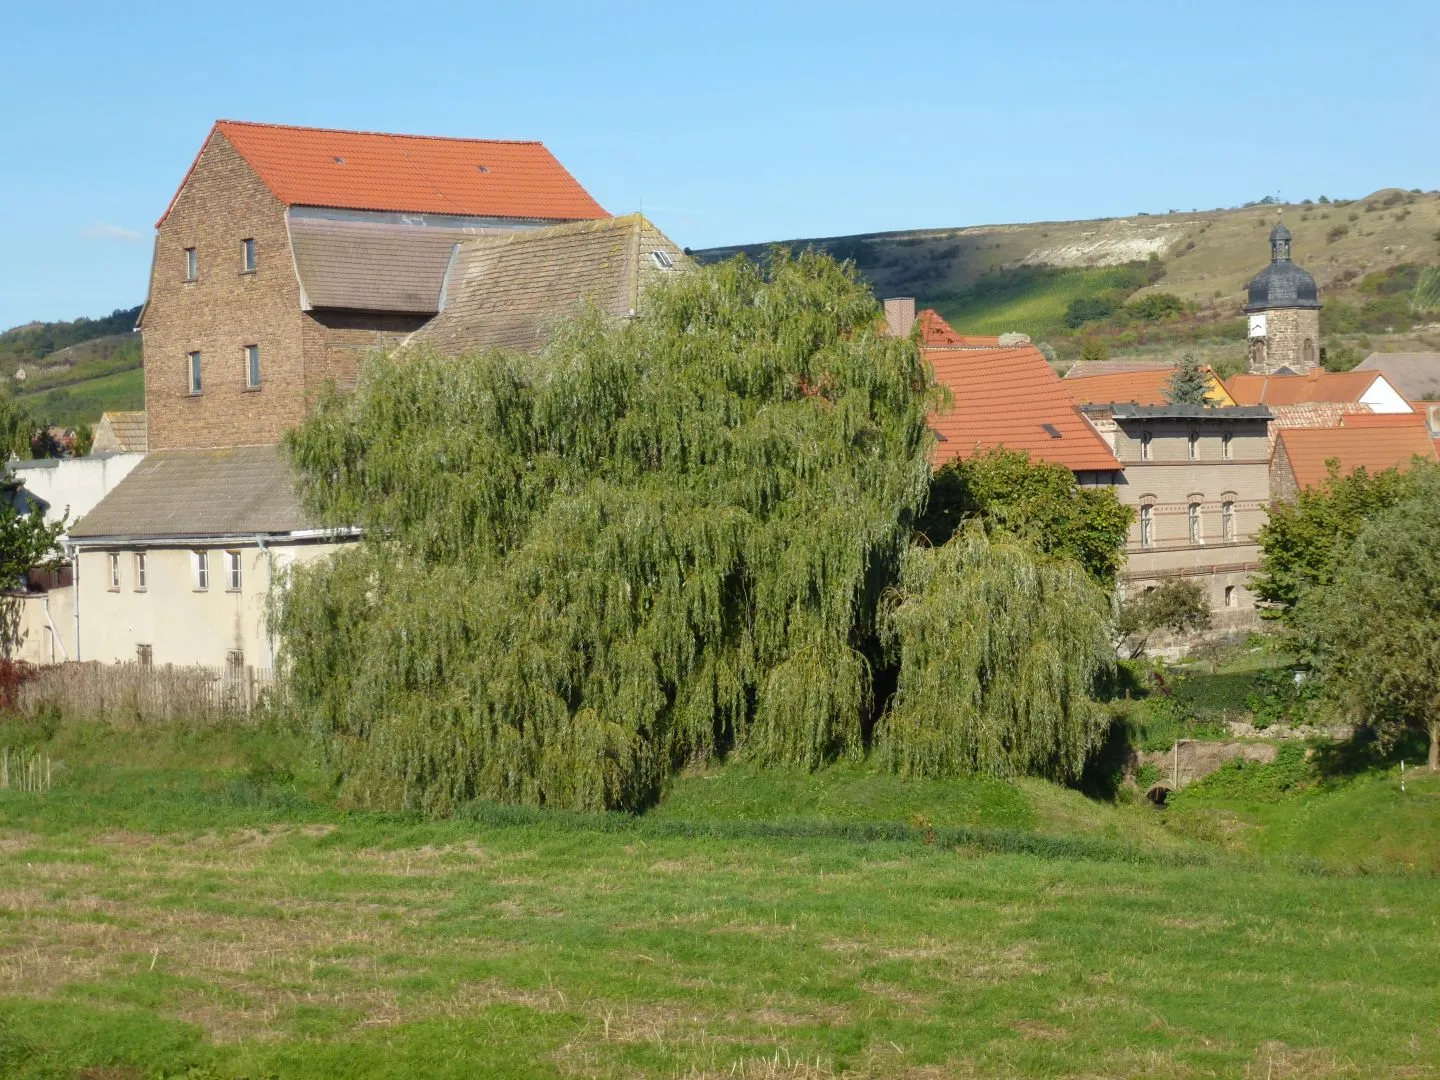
1311;725;1429;779
1077;714;1134;800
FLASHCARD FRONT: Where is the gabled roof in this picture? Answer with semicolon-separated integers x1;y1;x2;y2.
1065;366;1234;407
409;214;688;355
69;446;313;541
1355;352;1440;400
1224;369;1390;407
92;411;148;454
916;309;1002;349
927;346;1120;472
1273;416;1437;492
158;121;607;226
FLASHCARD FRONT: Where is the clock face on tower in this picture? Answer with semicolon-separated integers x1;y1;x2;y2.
1248;314;1268;339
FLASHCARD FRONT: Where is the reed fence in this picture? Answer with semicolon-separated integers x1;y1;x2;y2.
16;661;276;725
0;746;51;792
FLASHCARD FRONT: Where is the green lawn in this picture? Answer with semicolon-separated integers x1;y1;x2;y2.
17;364;144;428
0;720;1436;1078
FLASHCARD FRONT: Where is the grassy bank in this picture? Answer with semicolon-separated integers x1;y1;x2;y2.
0;719;1437;1078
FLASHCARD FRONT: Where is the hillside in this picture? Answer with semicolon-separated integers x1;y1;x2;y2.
0;305;143;426
697;189;1440;366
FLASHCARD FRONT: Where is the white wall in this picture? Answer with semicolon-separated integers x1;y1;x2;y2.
76;539;343;669
1358;375;1413;413
9;454;145;530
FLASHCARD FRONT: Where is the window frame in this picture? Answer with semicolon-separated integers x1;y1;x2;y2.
1222;500;1236;543
134;551;147;592
1224;585;1236;608
1188;502;1203;545
193;550;209;591
1187;429;1199;461
244;344;261;389
225;550;242;592
241;237;256;273
107;551;120;591
184;246;197;282
136;643;153;667
1222;427;1233;460
1139;504;1154;549
188;351;203;395
1140;429;1152;461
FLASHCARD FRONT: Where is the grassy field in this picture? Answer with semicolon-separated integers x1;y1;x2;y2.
0;717;1437;1078
17;364;144;428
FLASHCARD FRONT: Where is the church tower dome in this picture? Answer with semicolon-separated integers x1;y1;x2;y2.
1244;219;1322;374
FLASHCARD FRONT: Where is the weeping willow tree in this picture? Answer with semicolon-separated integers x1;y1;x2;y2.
274;251;938;813
877;529;1114;782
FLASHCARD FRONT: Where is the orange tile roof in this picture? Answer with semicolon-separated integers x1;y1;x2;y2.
1225;370;1383;407
1064;368;1179;406
916;309;1002;349
1275;418;1437;491
927;346;1120;472
160;121;607;225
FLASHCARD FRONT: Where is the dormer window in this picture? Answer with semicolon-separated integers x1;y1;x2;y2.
184;247;197;281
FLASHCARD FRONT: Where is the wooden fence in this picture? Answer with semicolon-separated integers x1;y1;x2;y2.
17;661;277;725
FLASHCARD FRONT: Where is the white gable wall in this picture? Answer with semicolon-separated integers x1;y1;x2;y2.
1359;375;1413;413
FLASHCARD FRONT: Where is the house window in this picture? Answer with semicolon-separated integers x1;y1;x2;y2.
1139;504;1154;548
241;238;256;272
1224;585;1236;608
245;345;261;389
1188;502;1203;545
1222;428;1233;460
1222;501;1236;542
134;552;147;591
188;351;203;394
107;552;120;591
226;550;242;592
193;550;209;591
136;643;153;667
184;247;197;281
1140;430;1152;461
1188;430;1199;460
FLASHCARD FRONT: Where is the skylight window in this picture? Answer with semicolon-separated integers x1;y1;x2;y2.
333;156;345;164
1041;423;1063;439
650;250;675;270
477;165;489;173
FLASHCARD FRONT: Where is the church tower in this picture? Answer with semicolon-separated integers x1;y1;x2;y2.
1244;221;1321;374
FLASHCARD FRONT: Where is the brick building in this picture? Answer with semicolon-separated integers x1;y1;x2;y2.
136;121;608;450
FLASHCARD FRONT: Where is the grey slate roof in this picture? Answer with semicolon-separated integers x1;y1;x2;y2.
289;215;471;313
68;445;313;541
1355;352;1440;400
1098;404;1273;420
409;214;688;355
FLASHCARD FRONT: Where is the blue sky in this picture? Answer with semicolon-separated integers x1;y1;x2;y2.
2;0;1436;329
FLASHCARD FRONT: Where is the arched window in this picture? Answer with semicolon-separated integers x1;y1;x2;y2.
1303;338;1316;368
1188;430;1199;460
1141;429;1152;461
1188;502;1203;545
1139;504;1154;548
1222;500;1236;542
1222;427;1233;460
1224;585;1236;608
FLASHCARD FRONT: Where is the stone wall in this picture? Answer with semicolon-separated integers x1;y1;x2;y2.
1249;307;1321;375
141;132;306;450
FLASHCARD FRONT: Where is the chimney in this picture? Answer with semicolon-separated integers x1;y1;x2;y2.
884;297;916;338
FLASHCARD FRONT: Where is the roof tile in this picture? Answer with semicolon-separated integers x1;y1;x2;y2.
1275;417;1437;491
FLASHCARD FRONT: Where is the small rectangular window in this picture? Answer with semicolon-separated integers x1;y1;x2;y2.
1139;505;1154;549
226;550;242;592
1140;430;1151;461
134;552;147;591
1222;428;1233;460
1222;501;1236;542
136;643;153;667
241;238;256;272
193;550;209;591
108;552;120;591
245;344;261;389
1189;503;1203;545
184;247;197;281
1188;431;1199;461
188;351;203;394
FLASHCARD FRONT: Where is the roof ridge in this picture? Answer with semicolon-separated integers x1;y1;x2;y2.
215;119;543;146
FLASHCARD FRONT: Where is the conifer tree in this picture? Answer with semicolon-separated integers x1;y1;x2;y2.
1163;352;1213;405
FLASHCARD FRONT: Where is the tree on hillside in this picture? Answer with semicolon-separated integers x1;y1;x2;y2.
0;396;31;460
1078;331;1110;364
878;529;1114;782
1113;578;1212;658
1296;471;1440;769
1163;352;1213;406
275;251;940;813
915;448;1133;586
1252;461;1428;624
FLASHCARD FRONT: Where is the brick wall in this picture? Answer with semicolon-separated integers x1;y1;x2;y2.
141;132;305;449
1250;307;1321;375
300;310;429;401
1270;438;1299;501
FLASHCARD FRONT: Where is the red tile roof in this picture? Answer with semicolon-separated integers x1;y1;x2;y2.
927;346;1120;472
1065;368;1176;406
916;309;1002;349
1224;370;1386;407
1275;415;1437;491
160;121;608;226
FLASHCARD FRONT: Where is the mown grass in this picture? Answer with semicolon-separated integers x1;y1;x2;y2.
0;718;1437;1078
